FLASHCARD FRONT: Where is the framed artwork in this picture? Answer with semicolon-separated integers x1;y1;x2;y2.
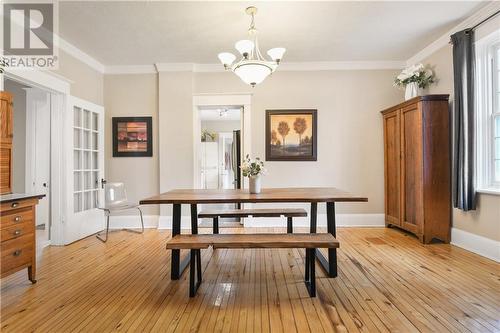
266;109;317;161
112;117;153;157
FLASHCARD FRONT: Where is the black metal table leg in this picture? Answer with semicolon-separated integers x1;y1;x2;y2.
171;203;182;280
191;204;198;234
306;202;317;281
213;216;219;234
287;216;293;233
315;202;338;278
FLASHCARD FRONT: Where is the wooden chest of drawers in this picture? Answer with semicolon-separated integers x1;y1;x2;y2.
0;195;43;283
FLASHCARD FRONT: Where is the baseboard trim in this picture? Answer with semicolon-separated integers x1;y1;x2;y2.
450;228;500;262
108;215;159;229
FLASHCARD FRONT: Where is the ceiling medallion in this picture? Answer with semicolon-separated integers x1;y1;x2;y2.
217;6;286;87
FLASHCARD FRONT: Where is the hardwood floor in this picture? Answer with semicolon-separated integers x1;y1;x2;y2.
1;227;499;332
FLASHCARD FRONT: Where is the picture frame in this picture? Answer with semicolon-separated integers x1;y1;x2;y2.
265;109;317;161
112;116;153;157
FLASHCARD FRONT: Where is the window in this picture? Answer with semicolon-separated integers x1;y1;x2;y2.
494;45;500;184
476;32;500;193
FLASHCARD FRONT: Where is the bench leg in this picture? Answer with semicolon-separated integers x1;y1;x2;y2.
171;204;187;280
305;248;316;297
305;202;317;282
213;216;219;234
287;216;293;233
189;249;202;297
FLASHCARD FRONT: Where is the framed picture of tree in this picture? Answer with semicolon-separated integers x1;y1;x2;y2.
112;116;153;157
265;109;317;161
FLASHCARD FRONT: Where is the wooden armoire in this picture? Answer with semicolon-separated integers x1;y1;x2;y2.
381;95;451;244
0;91;13;194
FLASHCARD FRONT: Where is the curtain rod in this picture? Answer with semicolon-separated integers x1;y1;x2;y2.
448;10;500;44
469;10;500;31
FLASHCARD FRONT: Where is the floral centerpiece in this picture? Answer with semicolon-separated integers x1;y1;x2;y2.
394;63;435;100
240;155;266;194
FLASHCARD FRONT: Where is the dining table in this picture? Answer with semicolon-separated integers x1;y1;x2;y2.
140;187;368;280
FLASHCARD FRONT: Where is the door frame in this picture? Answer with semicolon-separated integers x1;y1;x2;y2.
192;93;252;189
2;69;69;245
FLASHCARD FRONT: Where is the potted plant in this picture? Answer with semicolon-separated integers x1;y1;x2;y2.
394;63;435;100
240;155;266;194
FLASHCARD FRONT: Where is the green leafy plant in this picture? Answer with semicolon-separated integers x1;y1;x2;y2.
201;129;216;142
240;155;266;177
394;63;435;89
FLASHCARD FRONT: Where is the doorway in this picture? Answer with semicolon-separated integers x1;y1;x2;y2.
3;70;105;246
198;106;242;226
4;78;52;251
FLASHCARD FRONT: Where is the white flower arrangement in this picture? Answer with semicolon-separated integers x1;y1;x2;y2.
240;155;266;178
394;63;435;89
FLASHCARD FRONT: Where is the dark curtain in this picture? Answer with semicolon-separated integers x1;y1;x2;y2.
451;29;476;211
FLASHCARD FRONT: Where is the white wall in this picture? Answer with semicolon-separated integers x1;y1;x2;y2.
104;74;159;215
4;79;27;193
154;69;402;217
201;120;241;133
51;50;104;105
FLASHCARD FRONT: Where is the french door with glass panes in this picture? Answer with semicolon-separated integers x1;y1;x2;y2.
65;96;104;244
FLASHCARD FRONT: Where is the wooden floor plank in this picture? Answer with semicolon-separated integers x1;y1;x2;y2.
1;227;499;333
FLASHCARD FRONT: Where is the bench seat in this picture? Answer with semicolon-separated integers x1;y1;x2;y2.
165;233;339;297
166;233;339;249
198;208;307;233
198;208;307;218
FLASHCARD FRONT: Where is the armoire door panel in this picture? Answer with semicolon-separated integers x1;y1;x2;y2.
400;104;423;234
383;111;400;226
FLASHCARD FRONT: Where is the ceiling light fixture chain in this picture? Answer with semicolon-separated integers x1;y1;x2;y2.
217;6;286;87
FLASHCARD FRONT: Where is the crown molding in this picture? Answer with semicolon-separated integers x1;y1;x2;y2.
155;63;194;72
406;2;500;66
105;65;157;75
148;61;405;74
279;61;405;71
59;38;106;73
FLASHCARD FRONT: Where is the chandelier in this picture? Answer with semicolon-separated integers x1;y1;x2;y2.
217;6;286;87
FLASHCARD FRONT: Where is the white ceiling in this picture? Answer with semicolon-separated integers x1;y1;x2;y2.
199;108;241;121
59;1;487;66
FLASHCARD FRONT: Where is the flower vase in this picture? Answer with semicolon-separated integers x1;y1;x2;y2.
249;175;261;194
405;82;420;100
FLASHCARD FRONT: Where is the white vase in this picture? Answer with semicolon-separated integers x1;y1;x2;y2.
249;175;261;194
404;82;420;100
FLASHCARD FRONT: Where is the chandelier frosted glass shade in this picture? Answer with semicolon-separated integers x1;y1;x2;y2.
234;61;274;86
267;47;286;62
217;6;286;87
235;40;254;56
218;52;236;67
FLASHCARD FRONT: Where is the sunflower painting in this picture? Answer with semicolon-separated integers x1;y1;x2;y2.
265;110;317;161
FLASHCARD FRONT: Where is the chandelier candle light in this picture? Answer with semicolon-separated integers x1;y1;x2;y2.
218;6;286;87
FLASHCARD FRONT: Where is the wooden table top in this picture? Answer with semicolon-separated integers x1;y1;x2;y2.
140;187;368;204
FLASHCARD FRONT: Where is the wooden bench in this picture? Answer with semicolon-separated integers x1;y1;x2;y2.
166;233;339;297
198;208;307;233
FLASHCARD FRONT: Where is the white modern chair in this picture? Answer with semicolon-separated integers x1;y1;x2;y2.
96;182;144;242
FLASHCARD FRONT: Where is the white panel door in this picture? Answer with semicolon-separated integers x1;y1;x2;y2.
25;89;51;227
64;96;104;244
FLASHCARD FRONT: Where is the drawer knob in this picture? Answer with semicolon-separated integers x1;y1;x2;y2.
14;216;22;222
13;230;21;236
13;249;22;257
11;202;19;208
